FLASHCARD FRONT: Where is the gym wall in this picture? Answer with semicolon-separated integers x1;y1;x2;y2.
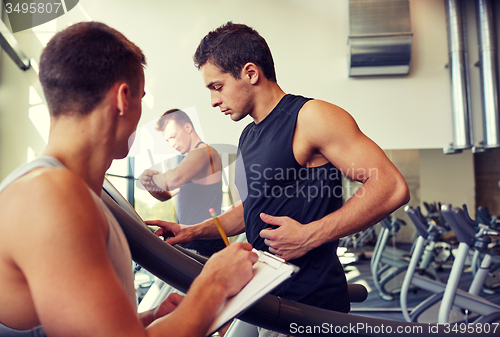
1;0;498;243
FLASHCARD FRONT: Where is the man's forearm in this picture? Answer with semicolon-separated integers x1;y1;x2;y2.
191;201;245;240
144;243;256;337
309;174;409;246
258;170;409;262
148;190;173;201
150;187;179;201
145;278;227;337
138;309;156;327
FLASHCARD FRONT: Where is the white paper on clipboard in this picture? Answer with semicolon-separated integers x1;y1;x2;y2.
207;249;299;335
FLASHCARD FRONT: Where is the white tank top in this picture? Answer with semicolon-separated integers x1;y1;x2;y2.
0;156;137;336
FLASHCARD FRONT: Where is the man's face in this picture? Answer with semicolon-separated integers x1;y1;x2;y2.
162;120;191;155
201;62;253;122
130;71;146;128
123;70;145;158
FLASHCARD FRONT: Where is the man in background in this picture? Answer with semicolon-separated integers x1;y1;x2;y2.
140;108;226;257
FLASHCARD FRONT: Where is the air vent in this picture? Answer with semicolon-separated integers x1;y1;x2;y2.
348;0;412;77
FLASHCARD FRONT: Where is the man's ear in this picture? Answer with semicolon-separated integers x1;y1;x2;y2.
116;83;131;116
184;122;193;133
242;62;259;84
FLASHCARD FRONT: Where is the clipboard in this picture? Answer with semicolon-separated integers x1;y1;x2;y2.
207;249;299;335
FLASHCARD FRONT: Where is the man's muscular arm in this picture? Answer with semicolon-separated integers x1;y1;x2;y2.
147;201;246;246
260;100;410;261
152;147;215;190
150;187;180;201
7;169;148;336
4;169;256;336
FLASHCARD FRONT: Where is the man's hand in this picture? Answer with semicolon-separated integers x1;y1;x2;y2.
200;243;258;298
139;292;184;326
138;169;162;191
259;213;321;261
153;293;184;320
145;220;194;246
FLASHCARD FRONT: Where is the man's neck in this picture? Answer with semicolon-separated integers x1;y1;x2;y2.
42;115;115;195
188;134;203;152
250;82;286;124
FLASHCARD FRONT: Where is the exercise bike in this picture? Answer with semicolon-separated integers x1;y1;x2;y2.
371;215;440;301
401;205;500;324
473;206;500;294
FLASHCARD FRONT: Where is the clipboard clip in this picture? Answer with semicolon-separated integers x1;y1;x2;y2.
254;249;300;272
259;251;285;269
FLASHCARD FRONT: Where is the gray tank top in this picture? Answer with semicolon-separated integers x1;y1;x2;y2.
0;156;137;336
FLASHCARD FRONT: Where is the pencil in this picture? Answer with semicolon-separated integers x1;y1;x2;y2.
209;208;230;246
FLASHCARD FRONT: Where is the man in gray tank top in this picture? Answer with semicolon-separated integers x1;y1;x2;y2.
139;108;226;257
0;21;257;337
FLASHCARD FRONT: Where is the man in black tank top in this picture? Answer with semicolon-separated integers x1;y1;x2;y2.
139;109;226;257
153;22;410;337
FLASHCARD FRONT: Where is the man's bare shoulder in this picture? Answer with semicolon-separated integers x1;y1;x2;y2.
0;167;134;334
0;166;94;212
191;144;222;164
0;167;108;258
297;99;361;143
300;99;356;124
184;144;219;168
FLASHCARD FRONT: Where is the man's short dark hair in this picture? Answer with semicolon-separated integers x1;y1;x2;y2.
155;109;194;132
193;22;277;82
39;21;146;117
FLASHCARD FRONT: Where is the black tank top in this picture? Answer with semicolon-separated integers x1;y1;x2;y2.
235;94;349;312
